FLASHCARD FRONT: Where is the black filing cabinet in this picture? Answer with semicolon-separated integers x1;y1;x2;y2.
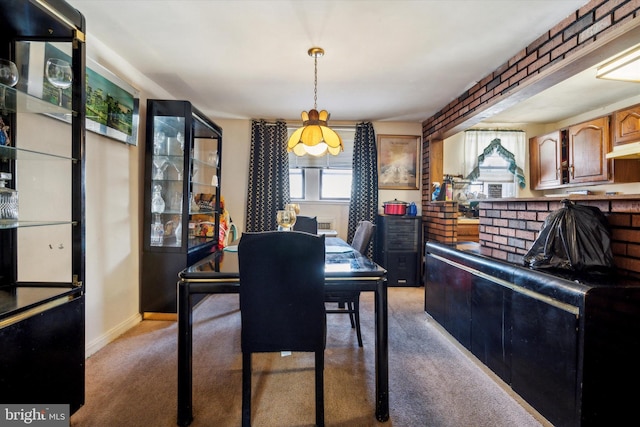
374;215;422;286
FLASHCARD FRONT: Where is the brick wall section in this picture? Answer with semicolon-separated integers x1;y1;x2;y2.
479;198;640;275
424;201;457;244
419;0;640;204
420;0;640;142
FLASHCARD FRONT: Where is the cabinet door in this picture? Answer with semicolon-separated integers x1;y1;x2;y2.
511;292;579;427
568;117;610;184
529;131;562;189
471;277;510;382
613;104;640;146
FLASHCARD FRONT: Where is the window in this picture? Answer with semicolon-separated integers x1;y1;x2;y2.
320;169;352;199
288;127;355;201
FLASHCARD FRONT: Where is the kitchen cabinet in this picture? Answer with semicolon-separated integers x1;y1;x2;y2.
141;100;223;315
530;116;640;190
567;117;609;184
529;130;564;189
374;215;422;286
457;219;479;242
0;0;86;414
613;103;640;145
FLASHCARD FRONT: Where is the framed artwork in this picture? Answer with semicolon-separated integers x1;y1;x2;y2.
377;134;420;189
17;42;139;145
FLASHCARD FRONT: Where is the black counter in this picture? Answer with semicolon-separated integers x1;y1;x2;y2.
425;241;640;427
0;286;80;321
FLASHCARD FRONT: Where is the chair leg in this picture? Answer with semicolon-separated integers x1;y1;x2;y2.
315;350;325;427
347;300;356;328
242;352;252;427
354;296;363;347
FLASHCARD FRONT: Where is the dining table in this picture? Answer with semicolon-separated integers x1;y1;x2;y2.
176;236;389;426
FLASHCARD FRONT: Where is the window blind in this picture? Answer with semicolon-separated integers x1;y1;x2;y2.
288;127;355;169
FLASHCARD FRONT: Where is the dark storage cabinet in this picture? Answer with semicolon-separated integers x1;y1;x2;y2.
0;0;86;414
425;242;640;427
142;100;223;315
374;215;421;286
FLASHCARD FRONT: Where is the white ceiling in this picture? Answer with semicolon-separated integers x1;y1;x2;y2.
66;0;623;125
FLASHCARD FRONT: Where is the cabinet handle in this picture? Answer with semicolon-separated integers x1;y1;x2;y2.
569;165;574;178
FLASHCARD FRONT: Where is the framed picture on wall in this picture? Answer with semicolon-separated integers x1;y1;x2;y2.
15;42;140;145
377;134;420;189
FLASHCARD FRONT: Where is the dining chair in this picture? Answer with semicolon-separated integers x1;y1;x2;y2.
293;215;318;234
238;230;326;427
325;220;375;347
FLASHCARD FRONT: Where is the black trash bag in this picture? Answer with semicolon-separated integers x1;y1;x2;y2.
523;199;614;273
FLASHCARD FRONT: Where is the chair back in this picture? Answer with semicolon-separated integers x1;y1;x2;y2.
238;231;326;353
293;216;318;234
351;220;375;255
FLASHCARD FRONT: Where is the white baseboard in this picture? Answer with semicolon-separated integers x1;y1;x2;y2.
85;312;142;358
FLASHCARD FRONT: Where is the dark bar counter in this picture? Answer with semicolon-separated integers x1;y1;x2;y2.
425;241;640;427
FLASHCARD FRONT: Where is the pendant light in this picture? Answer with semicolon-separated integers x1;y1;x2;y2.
287;47;344;157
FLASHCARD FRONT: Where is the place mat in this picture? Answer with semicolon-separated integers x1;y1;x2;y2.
326;245;353;254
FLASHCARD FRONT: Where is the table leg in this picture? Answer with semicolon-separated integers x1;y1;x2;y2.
375;277;389;422
177;281;193;426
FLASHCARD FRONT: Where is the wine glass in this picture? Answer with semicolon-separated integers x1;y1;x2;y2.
0;59;19;113
45;58;73;107
285;203;300;215
152;158;169;180
276;209;297;231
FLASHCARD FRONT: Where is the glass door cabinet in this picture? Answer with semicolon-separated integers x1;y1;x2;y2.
0;0;86;414
142;99;222;315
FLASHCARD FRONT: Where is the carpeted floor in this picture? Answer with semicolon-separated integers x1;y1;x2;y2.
70;287;549;426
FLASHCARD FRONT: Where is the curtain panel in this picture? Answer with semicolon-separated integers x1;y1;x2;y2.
348;122;378;258
245;120;290;232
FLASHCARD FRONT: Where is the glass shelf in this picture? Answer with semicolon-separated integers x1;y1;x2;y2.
0;145;75;162
0;220;75;230
1;83;76;116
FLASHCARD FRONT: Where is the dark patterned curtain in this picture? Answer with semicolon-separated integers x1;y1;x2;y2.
348;122;378;258
245;120;290;232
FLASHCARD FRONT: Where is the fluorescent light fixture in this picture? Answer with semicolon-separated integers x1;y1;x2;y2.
596;45;640;82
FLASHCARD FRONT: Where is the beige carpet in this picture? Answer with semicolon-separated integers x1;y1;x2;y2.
70;287;549;427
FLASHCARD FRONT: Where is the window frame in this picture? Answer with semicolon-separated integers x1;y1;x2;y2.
288;126;355;203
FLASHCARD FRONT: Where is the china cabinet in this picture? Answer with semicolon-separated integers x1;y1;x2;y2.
0;0;86;414
142;100;222;315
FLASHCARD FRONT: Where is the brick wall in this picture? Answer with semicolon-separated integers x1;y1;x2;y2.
419;0;640;215
424;201;457;244
421;0;640;142
479;197;640;275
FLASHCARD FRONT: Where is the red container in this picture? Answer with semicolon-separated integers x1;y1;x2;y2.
383;199;408;215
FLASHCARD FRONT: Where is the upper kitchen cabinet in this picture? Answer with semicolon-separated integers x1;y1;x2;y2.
613;103;640;146
530;116;640;190
529;131;564;190
0;0;86;414
142;99;223;316
567;116;610;185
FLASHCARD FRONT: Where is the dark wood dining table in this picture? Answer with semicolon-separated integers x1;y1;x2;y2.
176;236;389;426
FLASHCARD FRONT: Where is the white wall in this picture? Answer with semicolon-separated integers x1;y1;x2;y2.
81;39;422;356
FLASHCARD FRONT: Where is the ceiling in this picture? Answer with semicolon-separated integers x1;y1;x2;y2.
65;0;633;125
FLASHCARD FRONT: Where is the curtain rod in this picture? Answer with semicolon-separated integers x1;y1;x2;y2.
253;121;356;132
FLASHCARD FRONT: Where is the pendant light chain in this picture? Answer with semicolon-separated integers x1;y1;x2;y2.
313;53;318;110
